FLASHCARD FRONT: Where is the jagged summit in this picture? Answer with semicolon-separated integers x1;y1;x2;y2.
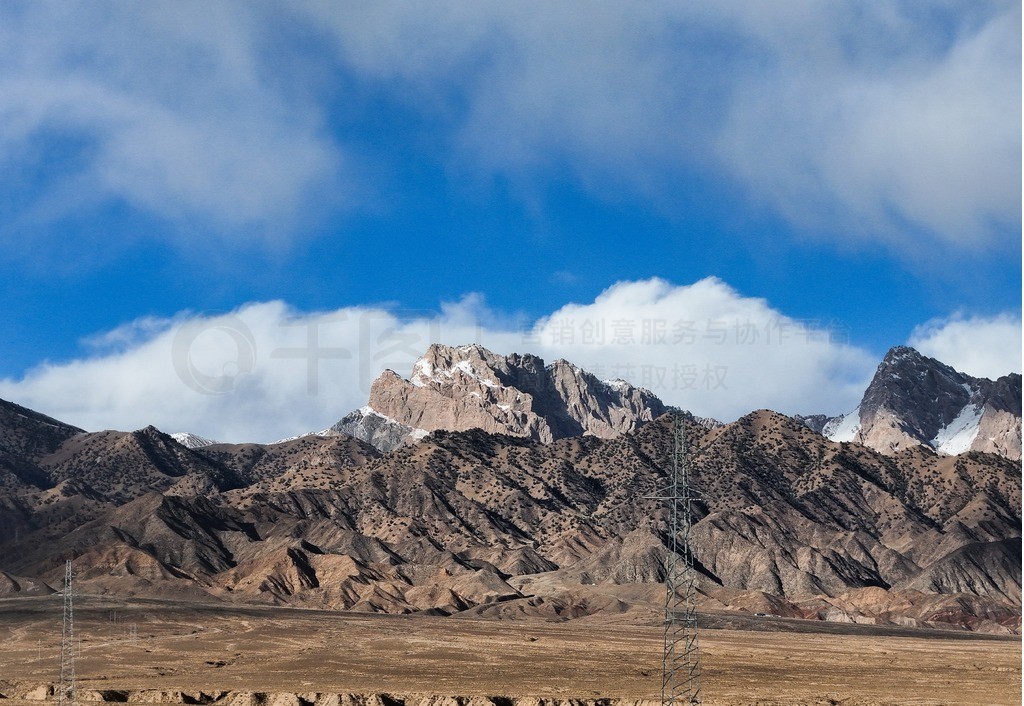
819;346;1021;459
333;343;666;450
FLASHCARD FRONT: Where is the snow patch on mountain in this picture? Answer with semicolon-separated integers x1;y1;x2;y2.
823;409;861;443
410;358;435;387
170;432;219;449
358;405;395;422
268;428;335;445
932;404;983;456
412;354;500;389
603;379;631;391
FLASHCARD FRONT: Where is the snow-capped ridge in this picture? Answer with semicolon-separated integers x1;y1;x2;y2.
603;378;630;391
326;405;429;452
268;428;335;445
170;432;219;449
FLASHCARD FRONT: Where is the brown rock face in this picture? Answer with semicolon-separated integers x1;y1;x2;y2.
365;344;666;443
974;408;1022;459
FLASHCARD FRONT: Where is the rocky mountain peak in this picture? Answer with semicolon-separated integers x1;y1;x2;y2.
861;347;972;440
881;345;925;365
821;346;1021;460
409;343;512;391
335;344;666;449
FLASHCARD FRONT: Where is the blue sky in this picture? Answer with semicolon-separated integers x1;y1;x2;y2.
0;2;1020;440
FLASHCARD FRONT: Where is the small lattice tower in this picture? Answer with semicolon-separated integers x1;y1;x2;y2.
57;559;77;706
653;412;702;704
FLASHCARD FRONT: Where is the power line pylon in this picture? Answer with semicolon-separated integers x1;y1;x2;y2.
649;412;702;705
57;559;77;706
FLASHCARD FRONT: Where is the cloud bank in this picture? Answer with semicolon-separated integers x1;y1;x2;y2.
0;279;876;442
0;2;1017;255
304;1;1020;250
909;313;1022;380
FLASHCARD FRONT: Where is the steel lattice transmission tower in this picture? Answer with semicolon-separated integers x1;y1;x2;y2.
57;560;77;706
649;412;702;705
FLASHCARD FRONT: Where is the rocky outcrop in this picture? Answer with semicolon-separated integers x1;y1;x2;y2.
327;407;426;452
0;685;659;706
818;346;1021;460
360;343;665;445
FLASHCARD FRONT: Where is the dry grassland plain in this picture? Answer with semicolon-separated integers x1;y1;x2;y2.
0;597;1019;706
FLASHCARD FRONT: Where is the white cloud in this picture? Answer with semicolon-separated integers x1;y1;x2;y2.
0;2;1016;255
714;1;1021;248
909;313;1022;379
527;278;874;421
0;279;876;442
0;2;344;246
303;0;1020;252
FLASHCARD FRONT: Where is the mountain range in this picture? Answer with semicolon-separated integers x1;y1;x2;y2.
0;344;1019;633
271;343;1022;463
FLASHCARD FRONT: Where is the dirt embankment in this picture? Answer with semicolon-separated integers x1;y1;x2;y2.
0;686;658;706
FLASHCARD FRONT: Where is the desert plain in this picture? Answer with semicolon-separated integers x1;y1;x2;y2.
0;595;1019;706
